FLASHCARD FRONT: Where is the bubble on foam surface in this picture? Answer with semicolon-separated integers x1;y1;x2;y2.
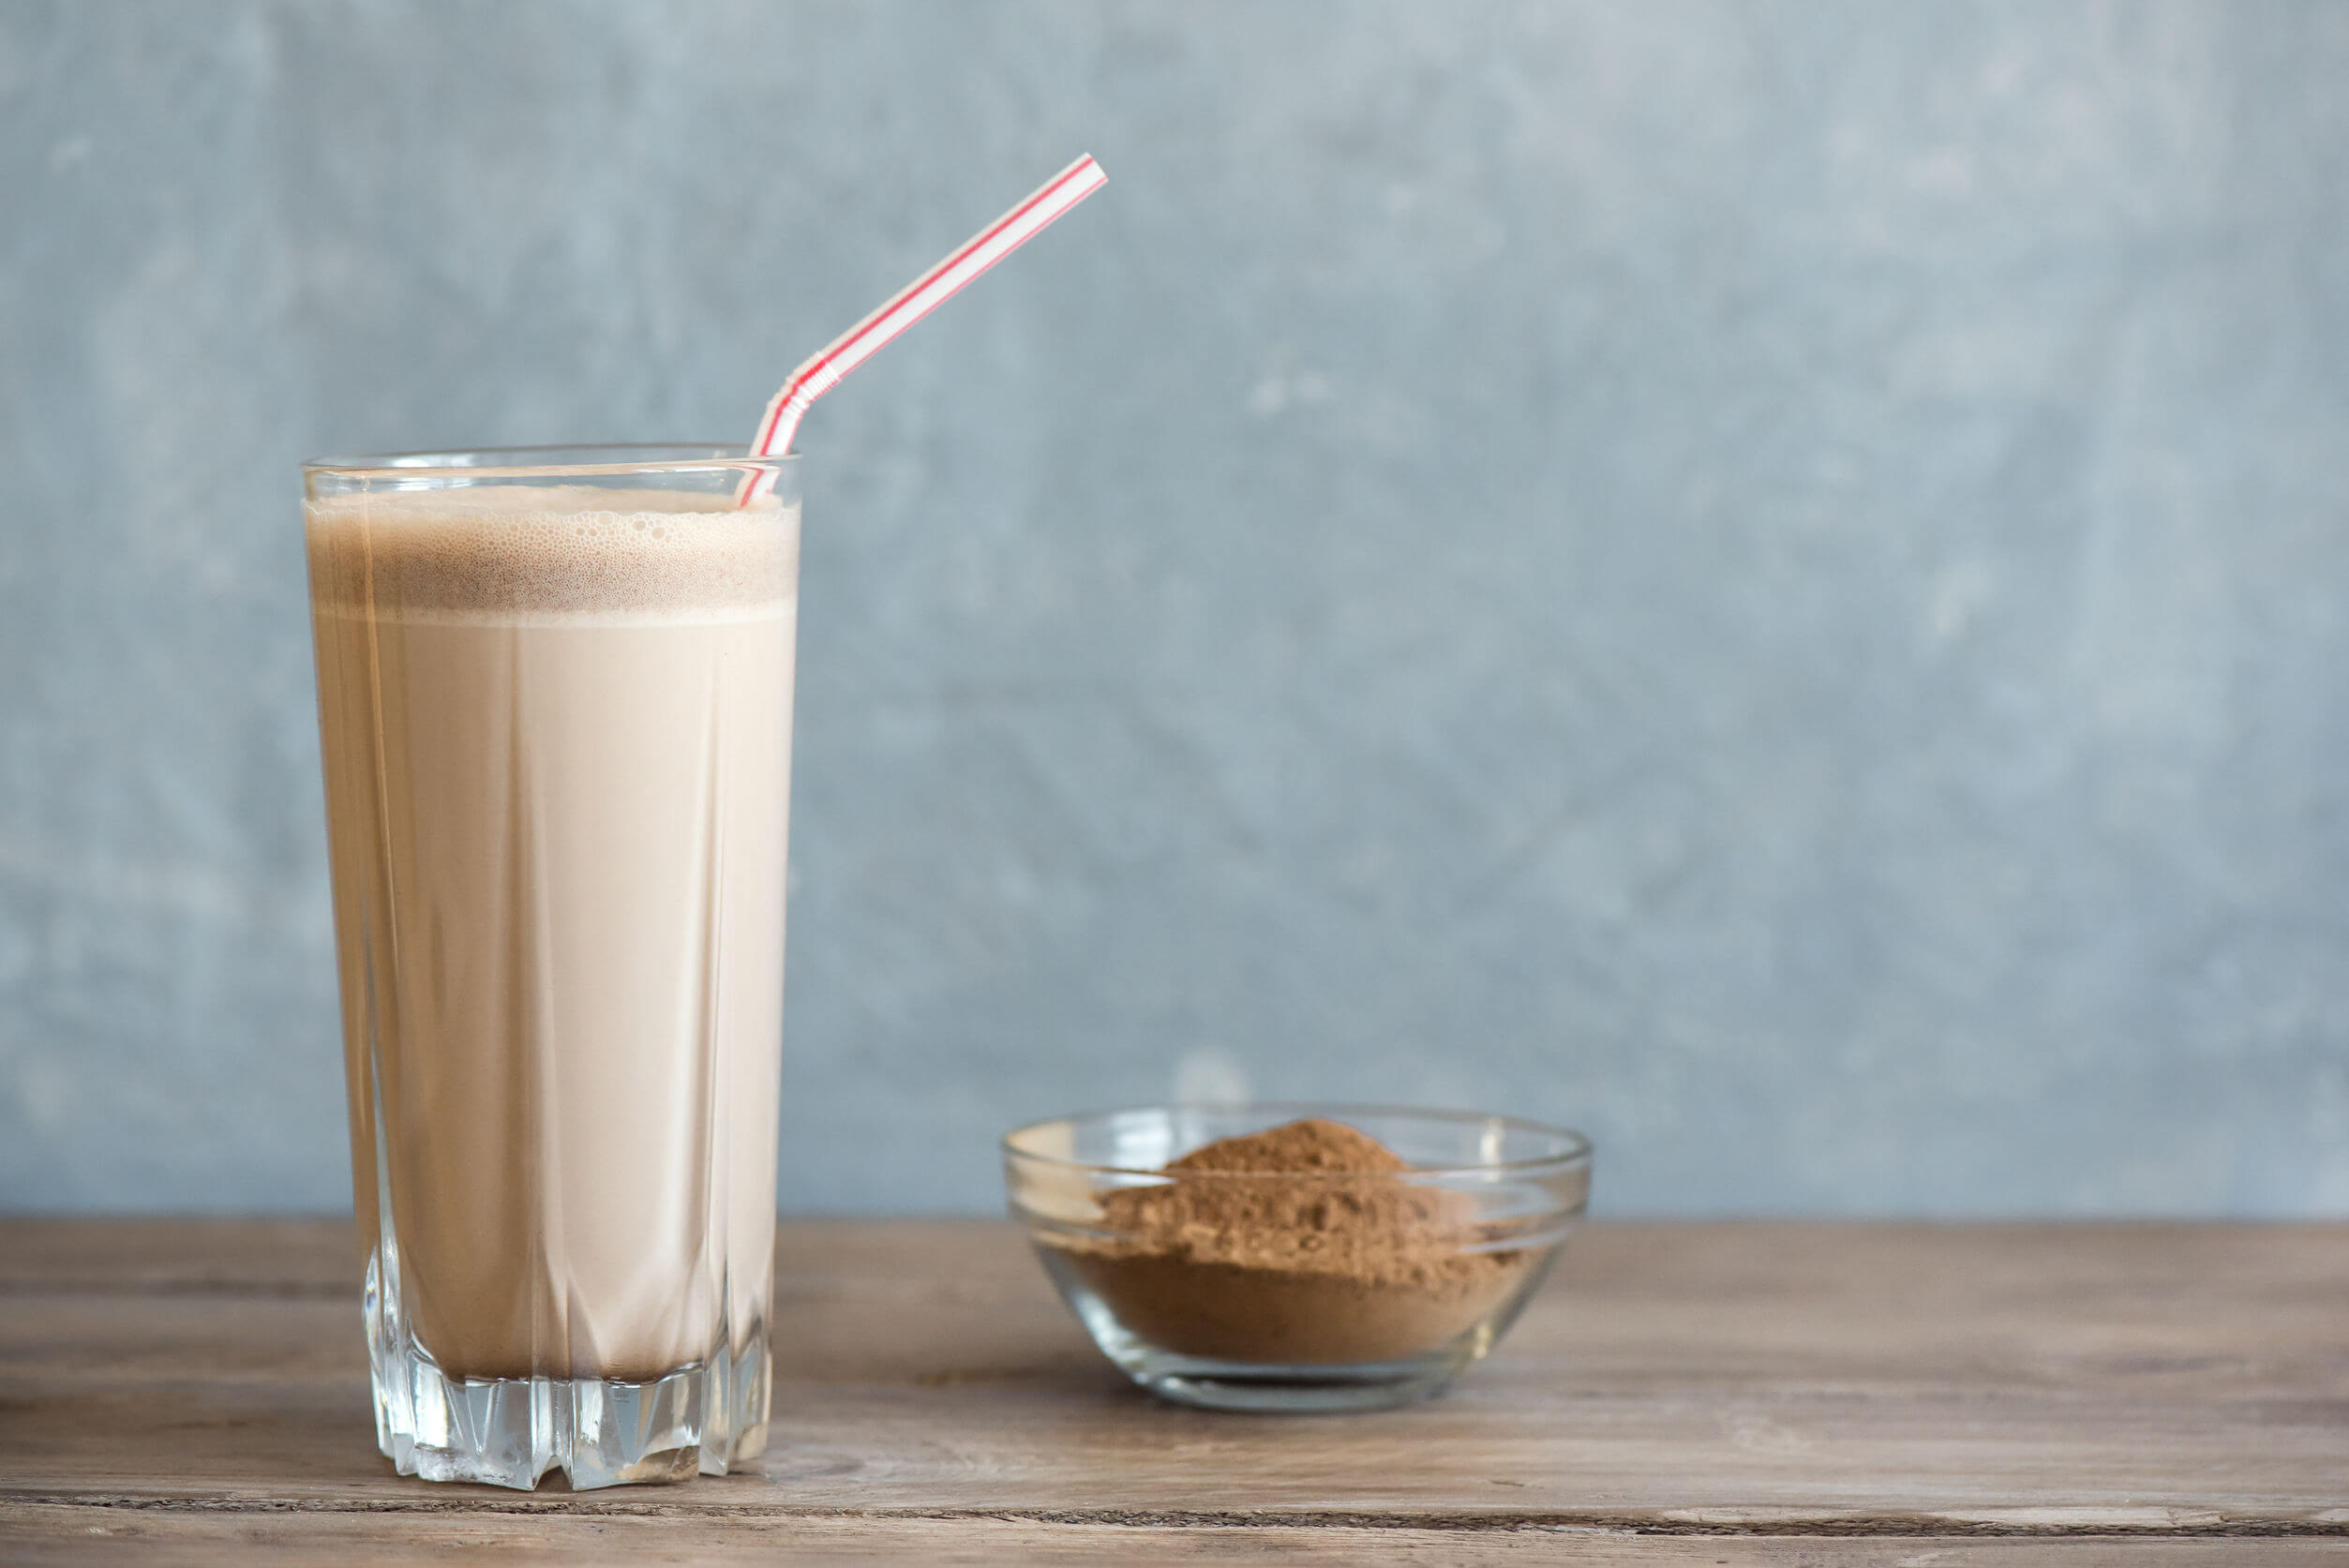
307;485;798;620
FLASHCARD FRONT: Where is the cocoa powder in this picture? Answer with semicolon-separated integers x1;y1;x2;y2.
1049;1118;1531;1365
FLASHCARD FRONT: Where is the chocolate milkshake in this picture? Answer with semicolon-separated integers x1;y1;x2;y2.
305;451;798;1489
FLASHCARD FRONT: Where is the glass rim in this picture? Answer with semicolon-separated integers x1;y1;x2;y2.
1000;1102;1593;1180
302;442;800;480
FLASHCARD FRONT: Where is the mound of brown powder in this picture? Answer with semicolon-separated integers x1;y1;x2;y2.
1049;1118;1532;1366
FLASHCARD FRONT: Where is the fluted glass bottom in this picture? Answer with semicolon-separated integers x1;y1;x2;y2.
364;1253;769;1491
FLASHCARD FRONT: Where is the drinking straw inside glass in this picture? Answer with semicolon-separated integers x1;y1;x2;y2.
737;155;1107;501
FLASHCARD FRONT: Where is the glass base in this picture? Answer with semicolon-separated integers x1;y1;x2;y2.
371;1337;771;1490
366;1259;769;1490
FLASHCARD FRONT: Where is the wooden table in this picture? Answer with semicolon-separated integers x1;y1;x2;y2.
2;1219;2343;1562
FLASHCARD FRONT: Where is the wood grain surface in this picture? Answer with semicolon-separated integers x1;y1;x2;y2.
2;1219;2343;1562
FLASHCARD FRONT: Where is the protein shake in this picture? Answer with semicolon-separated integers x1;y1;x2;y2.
300;152;1104;1494
305;452;797;1489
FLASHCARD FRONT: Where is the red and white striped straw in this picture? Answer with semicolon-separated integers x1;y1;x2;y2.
739;155;1107;497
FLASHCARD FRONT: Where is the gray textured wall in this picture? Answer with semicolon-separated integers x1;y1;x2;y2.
3;1;2345;1216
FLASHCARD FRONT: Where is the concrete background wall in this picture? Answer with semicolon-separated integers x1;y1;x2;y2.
3;1;2345;1216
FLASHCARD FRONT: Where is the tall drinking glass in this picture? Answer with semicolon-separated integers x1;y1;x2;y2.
302;446;799;1489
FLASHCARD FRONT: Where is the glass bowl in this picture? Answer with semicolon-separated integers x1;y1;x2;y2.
1003;1104;1593;1412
